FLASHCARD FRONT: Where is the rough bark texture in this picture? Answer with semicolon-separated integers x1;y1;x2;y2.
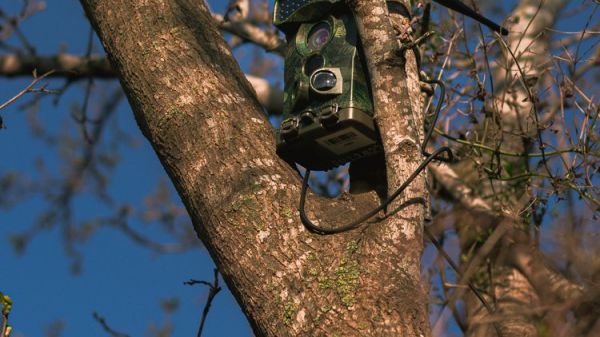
79;0;431;336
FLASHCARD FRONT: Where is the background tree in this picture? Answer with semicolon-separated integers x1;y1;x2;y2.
0;0;598;336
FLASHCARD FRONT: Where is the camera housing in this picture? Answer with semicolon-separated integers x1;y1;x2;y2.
274;0;383;170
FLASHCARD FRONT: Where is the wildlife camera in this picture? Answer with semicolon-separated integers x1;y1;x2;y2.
273;0;507;171
274;0;394;171
274;1;507;234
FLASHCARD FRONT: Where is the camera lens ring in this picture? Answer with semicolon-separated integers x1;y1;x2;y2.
306;22;332;51
310;70;338;92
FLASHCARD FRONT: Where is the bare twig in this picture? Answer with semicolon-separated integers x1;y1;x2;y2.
424;225;500;336
92;312;131;337
0;69;54;111
185;269;222;337
106;212;198;254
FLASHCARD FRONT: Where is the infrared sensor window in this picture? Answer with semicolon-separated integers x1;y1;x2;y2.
277;0;312;22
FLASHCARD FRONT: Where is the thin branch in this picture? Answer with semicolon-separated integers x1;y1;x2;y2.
434;128;593;157
92;312;131;337
0;69;54;110
423;225;500;335
107;214;197;254
185;269;222;337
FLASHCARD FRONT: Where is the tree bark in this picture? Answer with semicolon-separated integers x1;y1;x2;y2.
79;0;432;336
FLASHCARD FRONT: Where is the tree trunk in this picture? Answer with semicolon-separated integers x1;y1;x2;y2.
79;0;432;336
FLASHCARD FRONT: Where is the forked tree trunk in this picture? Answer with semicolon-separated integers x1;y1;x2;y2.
79;0;432;336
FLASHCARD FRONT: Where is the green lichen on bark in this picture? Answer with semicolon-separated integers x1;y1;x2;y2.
334;258;362;307
282;302;297;325
230;181;266;228
317;240;363;308
281;206;294;219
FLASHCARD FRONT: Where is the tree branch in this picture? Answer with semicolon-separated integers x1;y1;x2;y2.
0;54;112;79
185;269;222;337
92;312;131;337
506;244;585;303
213;14;285;55
430;163;493;212
0;69;54;110
0;53;283;115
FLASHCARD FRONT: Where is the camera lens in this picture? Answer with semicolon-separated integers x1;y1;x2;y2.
311;70;337;91
307;22;331;50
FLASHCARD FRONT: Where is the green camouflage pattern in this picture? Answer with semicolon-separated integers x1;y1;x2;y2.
274;0;381;170
273;1;414;169
280;12;373;120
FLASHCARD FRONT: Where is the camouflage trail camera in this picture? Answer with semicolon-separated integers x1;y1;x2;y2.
273;0;507;234
273;0;506;172
274;0;403;171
